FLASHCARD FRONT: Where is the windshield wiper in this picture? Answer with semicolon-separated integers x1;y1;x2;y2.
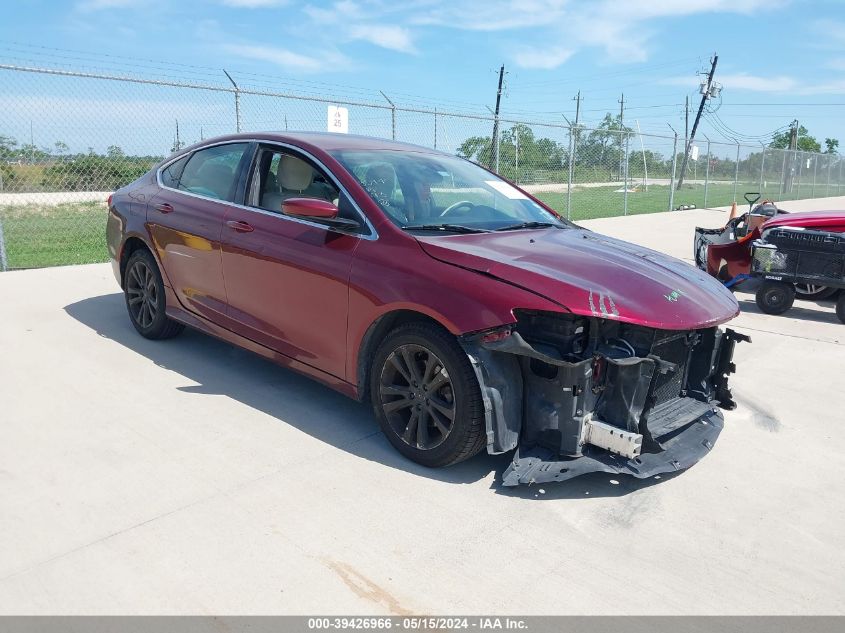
403;223;490;234
494;221;563;232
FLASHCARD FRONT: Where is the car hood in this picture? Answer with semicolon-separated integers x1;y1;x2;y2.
416;228;739;330
763;210;845;233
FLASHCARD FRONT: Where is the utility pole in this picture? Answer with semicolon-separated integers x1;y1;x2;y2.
574;90;581;126
490;64;505;171
684;95;689;159
618;93;625;179
565;91;581;220
783;119;799;193
676;54;719;190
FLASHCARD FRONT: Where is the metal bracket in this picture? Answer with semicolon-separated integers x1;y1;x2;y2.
580;418;643;459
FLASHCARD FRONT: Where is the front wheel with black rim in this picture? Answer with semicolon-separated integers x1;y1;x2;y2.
370;322;485;468
124;249;184;339
755;280;795;315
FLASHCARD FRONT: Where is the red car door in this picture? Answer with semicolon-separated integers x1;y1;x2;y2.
220;146;365;381
147;142;250;323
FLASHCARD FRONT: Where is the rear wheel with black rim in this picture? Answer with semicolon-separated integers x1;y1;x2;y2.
755;280;795;315
124;249;184;340
370;322;485;468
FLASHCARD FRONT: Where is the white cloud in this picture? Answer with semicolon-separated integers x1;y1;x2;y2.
220;0;289;6
304;2;417;53
223;44;350;73
661;72;845;96
513;46;574;70
348;24;417;53
76;0;140;10
410;0;569;31
405;0;779;65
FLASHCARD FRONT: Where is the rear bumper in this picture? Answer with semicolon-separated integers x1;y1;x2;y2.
502;406;722;486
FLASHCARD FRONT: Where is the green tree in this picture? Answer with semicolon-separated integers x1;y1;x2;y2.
456;135;493;166
770;125;821;153
577;113;634;177
0;135;18;160
824;138;839;154
42;153;155;192
456;124;567;179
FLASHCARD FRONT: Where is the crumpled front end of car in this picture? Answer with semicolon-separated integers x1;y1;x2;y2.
460;310;749;486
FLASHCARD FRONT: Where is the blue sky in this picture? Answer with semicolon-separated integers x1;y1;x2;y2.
1;0;844;152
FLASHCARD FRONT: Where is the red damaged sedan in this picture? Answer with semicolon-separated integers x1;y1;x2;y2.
107;132;747;486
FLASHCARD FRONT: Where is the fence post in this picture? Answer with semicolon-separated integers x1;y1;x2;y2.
222;70;241;133
494;121;500;173
703;137;711;208
759;143;765;196
733;144;740;203
811;155;817;198
623;132;630;216
0;218;7;271
826;154;832;197
566;124;575;221
379;91;396;140
668;132;678;211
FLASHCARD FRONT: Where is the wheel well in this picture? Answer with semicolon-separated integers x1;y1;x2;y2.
119;237;151;288
356;310;447;401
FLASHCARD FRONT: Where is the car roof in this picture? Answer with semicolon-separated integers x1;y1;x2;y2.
199;131;444;154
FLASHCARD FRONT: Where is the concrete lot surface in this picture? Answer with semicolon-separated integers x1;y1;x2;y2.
1;198;844;615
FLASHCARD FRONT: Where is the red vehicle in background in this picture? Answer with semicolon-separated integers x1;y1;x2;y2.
107;132;746;486
695;194;845;301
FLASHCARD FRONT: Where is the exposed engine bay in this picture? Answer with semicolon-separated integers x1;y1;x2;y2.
460;310;749;486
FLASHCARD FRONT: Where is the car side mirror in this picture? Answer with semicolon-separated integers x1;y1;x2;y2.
282;197;338;219
282;197;361;232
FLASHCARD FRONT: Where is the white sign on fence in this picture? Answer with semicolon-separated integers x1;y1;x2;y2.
327;106;349;134
690;145;699;161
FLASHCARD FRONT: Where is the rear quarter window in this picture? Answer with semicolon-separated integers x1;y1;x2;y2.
160;155;189;188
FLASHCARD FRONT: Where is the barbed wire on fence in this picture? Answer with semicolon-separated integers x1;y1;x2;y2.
0;62;842;271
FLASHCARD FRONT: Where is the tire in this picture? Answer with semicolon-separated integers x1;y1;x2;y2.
794;284;838;301
370;322;485;468
123;249;185;340
836;293;845;324
755;280;795;315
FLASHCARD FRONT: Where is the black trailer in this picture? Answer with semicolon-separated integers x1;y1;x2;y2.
751;226;845;323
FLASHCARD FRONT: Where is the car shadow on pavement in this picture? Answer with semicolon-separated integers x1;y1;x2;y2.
735;296;842;324
65;292;672;498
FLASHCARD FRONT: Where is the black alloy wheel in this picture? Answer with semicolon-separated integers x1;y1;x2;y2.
126;258;159;329
379;343;455;451
123;249;184;339
370;322;485;468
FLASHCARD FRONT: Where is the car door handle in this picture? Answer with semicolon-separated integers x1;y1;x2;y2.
226;220;254;233
155;203;174;214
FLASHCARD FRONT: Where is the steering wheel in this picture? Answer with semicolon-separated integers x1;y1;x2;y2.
439;200;475;218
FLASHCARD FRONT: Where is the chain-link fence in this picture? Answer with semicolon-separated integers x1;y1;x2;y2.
1;63;843;270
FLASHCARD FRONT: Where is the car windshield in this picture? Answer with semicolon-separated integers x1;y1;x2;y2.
330;149;569;232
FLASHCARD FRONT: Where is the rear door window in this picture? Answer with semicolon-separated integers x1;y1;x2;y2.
177;143;249;202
